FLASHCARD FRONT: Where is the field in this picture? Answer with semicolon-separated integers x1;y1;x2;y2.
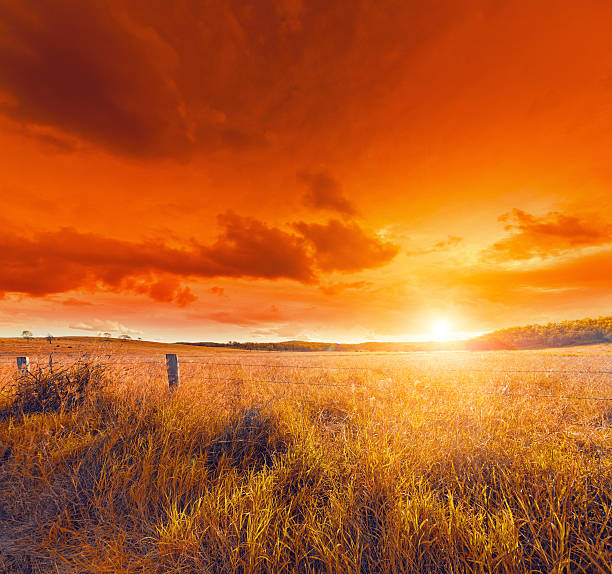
1;338;611;573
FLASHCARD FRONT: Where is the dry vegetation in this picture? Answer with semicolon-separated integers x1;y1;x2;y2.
0;341;611;573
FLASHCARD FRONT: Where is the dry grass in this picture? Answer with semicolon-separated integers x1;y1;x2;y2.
0;347;611;573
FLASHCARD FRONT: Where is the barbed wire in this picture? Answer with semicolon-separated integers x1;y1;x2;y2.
196;362;612;375
197;376;612;402
97;359;612;376
3;355;612;373
2;354;611;402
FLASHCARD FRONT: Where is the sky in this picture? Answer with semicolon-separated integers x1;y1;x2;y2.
1;0;612;343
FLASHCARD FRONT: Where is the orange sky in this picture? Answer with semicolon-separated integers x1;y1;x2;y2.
1;0;612;342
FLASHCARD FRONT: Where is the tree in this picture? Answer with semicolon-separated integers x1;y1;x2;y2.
21;330;33;341
119;334;132;341
103;332;112;339
47;333;54;344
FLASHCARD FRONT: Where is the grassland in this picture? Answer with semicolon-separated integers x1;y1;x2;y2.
0;338;611;572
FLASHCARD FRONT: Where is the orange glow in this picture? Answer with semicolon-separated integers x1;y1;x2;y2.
430;319;453;343
0;1;611;341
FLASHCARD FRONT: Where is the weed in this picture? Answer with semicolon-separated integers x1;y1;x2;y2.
0;362;106;419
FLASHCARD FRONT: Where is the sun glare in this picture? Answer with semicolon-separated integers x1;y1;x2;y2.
430;318;453;342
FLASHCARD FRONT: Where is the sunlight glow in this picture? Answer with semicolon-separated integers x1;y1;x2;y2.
430;318;453;342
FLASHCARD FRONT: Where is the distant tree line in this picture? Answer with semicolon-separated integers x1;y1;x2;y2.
179;316;612;352
469;316;612;350
179;340;441;352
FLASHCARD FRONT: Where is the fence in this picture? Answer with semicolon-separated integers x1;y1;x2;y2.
12;353;612;403
8;352;611;466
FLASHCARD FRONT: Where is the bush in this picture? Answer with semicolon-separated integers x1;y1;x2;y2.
0;362;106;418
207;406;284;471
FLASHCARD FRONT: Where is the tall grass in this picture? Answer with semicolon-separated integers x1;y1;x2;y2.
0;353;610;573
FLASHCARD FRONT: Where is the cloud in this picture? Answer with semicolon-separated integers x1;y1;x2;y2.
434;209;612;311
0;1;456;160
0;216;312;299
0;213;398;301
485;209;612;261
319;280;372;295
189;305;283;326
59;297;93;307
434;235;463;249
0;1;195;158
250;325;310;339
299;170;357;215
294;219;400;272
445;246;612;309
145;278;197;307
406;235;463;256
0;0;395;160
211;212;314;282
69;319;143;335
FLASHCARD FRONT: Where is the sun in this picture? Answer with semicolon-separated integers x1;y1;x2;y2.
430;318;453;342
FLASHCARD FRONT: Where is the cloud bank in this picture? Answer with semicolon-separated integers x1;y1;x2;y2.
0;214;399;301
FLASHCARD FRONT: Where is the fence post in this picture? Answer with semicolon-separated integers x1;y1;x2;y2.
166;354;179;390
17;356;30;374
49;352;54;373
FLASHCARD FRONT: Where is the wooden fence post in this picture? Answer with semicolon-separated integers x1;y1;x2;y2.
166;354;179;390
17;356;30;374
49;352;54;373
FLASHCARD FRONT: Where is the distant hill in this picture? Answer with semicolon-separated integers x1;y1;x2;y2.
177;340;425;352
468;316;612;350
180;316;612;352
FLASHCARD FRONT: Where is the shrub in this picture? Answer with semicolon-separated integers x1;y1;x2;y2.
207;406;284;471
0;362;106;418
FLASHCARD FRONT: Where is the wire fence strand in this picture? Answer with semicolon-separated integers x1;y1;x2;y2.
3;354;611;403
195;376;612;401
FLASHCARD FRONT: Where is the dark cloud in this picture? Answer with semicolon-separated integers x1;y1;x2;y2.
0;0;461;159
295;219;399;272
299;170;357;215
210;212;314;282
0;213;398;300
486;209;612;261
146;278;197;307
0;215;312;299
0;1;192;157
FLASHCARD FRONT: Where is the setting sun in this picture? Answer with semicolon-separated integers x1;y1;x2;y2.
430;318;453;342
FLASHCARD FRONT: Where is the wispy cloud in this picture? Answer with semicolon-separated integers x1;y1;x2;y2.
485;209;612;261
69;319;143;335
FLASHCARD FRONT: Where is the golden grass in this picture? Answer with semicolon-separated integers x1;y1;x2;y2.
0;347;611;573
